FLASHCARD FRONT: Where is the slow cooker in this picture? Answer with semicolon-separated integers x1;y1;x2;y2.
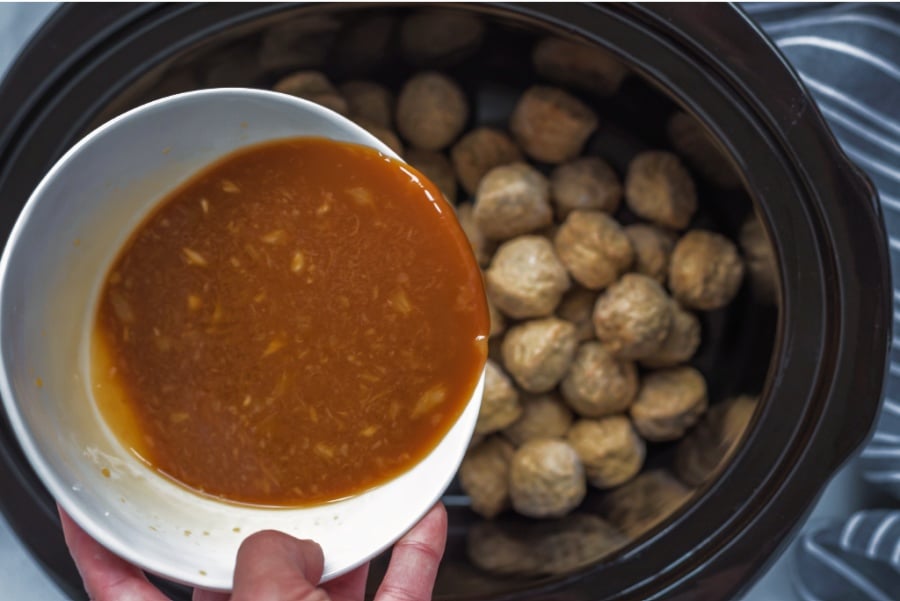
0;4;890;600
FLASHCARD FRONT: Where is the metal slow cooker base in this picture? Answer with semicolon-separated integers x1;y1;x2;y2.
0;4;890;600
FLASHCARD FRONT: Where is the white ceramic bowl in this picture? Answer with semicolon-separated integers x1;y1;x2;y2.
0;88;484;591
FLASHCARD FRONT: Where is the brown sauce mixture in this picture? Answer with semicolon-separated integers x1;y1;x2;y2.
92;137;488;506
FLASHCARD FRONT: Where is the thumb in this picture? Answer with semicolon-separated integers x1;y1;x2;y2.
230;530;330;601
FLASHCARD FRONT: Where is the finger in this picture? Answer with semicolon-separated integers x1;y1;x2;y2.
323;563;370;601
58;506;168;601
231;530;329;601
375;503;448;601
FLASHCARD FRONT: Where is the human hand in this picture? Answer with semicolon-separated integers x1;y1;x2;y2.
59;502;448;601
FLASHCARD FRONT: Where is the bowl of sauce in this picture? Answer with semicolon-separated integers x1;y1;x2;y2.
0;88;488;590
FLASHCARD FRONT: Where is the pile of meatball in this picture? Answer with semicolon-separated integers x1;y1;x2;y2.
256;14;769;577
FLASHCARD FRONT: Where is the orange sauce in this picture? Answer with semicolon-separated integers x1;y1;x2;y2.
92;137;488;506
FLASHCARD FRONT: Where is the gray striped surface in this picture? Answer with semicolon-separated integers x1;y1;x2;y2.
747;3;900;598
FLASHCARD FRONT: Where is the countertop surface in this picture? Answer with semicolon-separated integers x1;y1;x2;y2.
0;4;888;600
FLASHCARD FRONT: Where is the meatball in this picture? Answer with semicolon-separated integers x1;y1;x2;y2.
272;71;348;115
396;72;468;150
532;37;628;97
455;203;495;267
667;111;741;189
739;217;778;305
451;127;523;195
601;469;693;538
476;360;522;435
532;513;628;574
330;15;394;73
557;288;599;342
405;148;457;201
467;513;626;577
510;86;598;164
339;80;393;128
675;395;757;487
560;342;638;417
640;303;701;368
459;436;515;518
625;151;697;229
503;394;574;446
624;224;676;284
630;367;708;441
592;274;673;359
466;521;540;575
488;297;506;338
400;9;485;66
502;318;578;393
486;236;570;319
551;157;622;218
669;230;745;310
509;439;586;518
567;417;645;489
257;17;338;72
352;117;404;156
473;163;553;240
553;210;634;290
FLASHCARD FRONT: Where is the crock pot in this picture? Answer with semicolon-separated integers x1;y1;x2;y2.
0;4;890;600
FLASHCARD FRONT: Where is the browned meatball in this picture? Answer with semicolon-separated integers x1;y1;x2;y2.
624;224;676;284
667;111;741;189
405;148;457;201
669;230;745;310
551;157;622;218
400;9;485;66
532;37;628;97
455;203;495;267
502;318;578;393
503;394;574;446
476;360;522;435
557;288;599;342
396;72;468;150
273;71;348;115
739;217;778;305
675;395;757;487
509;439;586;518
486;236;570;319
467;513;626;576
451;127;523;195
592;274;673;360
567;416;645;489
339;80;393;128
459;436;515;518
554;210;634;290
601;469;693;538
473;163;553;240
510;86;598;164
560;342;638;417
640;303;701;368
625;151;697;229
630;367;708;441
